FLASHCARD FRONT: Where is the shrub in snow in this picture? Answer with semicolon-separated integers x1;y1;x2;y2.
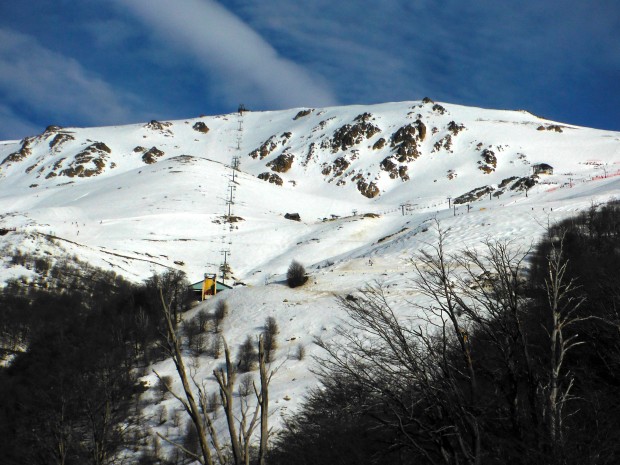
296;343;306;361
213;299;228;333
263;316;279;362
287;260;308;288
238;373;254;397
237;335;258;372
208;333;222;359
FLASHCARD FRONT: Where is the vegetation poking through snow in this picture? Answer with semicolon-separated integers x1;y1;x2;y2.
237;334;258;372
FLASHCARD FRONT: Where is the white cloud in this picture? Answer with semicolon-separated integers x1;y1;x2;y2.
114;0;337;110
0;28;144;128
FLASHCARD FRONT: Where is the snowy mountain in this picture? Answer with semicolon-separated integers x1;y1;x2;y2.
1;99;618;284
1;99;619;451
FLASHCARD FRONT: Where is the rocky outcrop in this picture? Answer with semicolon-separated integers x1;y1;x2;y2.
303;143;316;167
453;174;534;203
249;132;292;160
499;176;518;188
267;153;294;173
379;155;409;180
432;103;447;115
537;124;564;133
284;213;301;221
49;133;75;151
293;109;313;120
330;115;381;152
390;120;426;162
433;135;453;153
478;149;497;174
380;156;398;178
321;157;350;177
258;172;283;185
59;142;111;178
454;185;494;204
249;136;278;160
373;120;427;181
312;117;335;133
372;138;386;150
145;120;172;131
356;179;380;198
192;122;210;133
354;112;373;123
447;121;465;136
510;176;538;191
281;132;292;143
1;137;35;166
142;147;164;164
143;120;173;137
44;125;63;134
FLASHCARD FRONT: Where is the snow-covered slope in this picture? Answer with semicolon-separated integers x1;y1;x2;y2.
1;100;619;449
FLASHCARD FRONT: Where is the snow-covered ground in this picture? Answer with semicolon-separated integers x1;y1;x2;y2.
1;100;619;454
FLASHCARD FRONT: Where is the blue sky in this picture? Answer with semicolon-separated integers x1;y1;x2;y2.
0;0;618;140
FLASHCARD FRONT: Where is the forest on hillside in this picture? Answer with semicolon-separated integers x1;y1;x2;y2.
0;258;189;465
1;202;619;465
269;201;620;465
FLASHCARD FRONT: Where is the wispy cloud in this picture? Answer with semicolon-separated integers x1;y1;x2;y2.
113;0;337;110
0;28;144;131
221;1;475;104
230;0;620;120
0;0;617;137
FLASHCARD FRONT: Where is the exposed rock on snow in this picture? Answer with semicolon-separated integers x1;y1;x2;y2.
268;153;294;173
59;142;111;178
142;146;164;164
293;109;314;120
258;171;283;185
192;122;210;134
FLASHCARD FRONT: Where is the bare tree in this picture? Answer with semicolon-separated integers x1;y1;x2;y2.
450;239;543;447
273;208;620;465
316;283;452;464
315;225;541;465
155;289;216;465
410;226;482;465
155;293;275;465
542;233;586;462
212;335;274;465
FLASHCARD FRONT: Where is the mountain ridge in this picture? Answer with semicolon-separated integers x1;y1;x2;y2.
1;99;619;286
1;100;620;459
